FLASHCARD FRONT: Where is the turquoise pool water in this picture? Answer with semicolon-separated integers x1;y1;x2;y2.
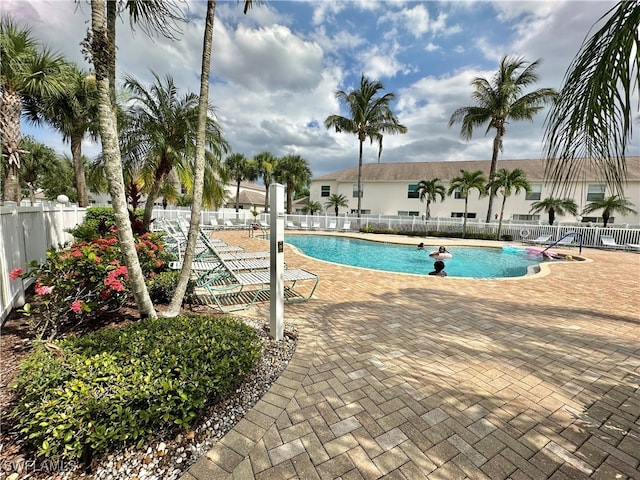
285;235;544;278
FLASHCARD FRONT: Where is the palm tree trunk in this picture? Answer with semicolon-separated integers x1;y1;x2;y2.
166;0;217;317
235;179;241;212
426;200;431;220
357;138;363;218
497;196;506;240
485;133;502;222
142;173;167;231
287;180;293;214
106;0;117;107
91;0;156;319
1;89;23;203
264;186;269;212
463;197;468;238
71;134;89;207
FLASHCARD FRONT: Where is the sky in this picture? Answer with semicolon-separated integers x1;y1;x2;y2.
5;0;638;180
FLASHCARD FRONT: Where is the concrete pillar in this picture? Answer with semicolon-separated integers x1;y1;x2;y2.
269;184;284;340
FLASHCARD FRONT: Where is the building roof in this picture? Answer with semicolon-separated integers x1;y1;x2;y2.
313;157;640;183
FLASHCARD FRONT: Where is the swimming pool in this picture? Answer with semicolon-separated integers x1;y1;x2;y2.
284;235;544;278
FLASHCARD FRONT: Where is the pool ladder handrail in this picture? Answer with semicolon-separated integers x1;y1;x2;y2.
542;231;583;254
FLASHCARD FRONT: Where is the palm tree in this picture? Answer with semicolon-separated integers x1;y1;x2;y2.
301;200;322;215
28;65;99;207
223;153;258;213
274;154;312;214
447;170;487;238
582;195;637;227
122;72;228;230
325;74;407;217
325;193;349;217
90;0;157;319
486;168;531;240
544;2;640;197
449;55;556;223
0;17;70;203
254;151;277;212
529;197;578;226
416;178;446;220
18;136;62;205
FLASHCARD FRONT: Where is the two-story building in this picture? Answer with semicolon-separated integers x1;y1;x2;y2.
309;157;640;225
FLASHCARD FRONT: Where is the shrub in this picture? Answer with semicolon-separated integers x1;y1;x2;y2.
9;232;174;339
68;207;146;241
10;315;262;463
148;270;194;304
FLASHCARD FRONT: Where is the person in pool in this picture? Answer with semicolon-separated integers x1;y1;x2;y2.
417;242;425;250
429;246;450;257
428;260;447;276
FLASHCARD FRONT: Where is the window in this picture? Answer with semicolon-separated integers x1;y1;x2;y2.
582;216;612;224
587;184;605;201
350;209;370;214
453;189;465;199
407;184;419;199
398;211;420;216
321;185;330;197
526;184;542;201
513;214;540;221
352;184;363;198
451;212;476;218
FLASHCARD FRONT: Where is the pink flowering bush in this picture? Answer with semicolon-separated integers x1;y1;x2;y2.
10;232;173;340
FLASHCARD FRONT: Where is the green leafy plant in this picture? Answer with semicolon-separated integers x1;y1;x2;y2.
10;315;262;463
9;232;173;339
148;270;194;304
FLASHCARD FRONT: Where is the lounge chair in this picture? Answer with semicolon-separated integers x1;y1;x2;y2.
300;221;309;230
555;236;574;247
341;220;351;232
600;235;625;249
286;221;296;229
626;243;640;252
524;234;551;245
194;257;319;312
326;221;337;231
311;221;320;230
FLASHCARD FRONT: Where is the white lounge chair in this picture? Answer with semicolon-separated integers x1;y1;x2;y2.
341;220;351;231
326;221;337;231
311;221;320;230
555;236;574;247
300;221;309;230
286;221;296;229
600;235;625;249
524;234;552;245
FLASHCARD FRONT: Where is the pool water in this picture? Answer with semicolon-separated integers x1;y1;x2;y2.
284;235;545;278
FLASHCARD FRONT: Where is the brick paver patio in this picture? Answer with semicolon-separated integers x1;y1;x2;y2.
180;230;640;480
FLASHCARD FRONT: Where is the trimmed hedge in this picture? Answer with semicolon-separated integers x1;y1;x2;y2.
358;226;499;240
10;315;262;462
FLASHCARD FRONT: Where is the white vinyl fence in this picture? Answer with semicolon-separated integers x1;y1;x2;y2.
0;202;86;325
2;204;639;325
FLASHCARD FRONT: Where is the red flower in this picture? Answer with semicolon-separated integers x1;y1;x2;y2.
9;268;23;280
71;300;82;313
35;284;53;295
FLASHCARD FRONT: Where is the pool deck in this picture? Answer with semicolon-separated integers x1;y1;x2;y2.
180;230;640;480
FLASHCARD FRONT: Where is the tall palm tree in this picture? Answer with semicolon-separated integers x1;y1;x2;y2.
529;197;578;226
28;65;99;207
449;55;557;223
416;178;446;220
123;72;228;230
447;170;487;238
582;195;637;227
325;74;407;217
223;153;258;213
0;17;70;203
544;2;640;197
486;168;531;240
90;0;156;319
274;154;312;214
324;193;349;217
254;151;277;212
